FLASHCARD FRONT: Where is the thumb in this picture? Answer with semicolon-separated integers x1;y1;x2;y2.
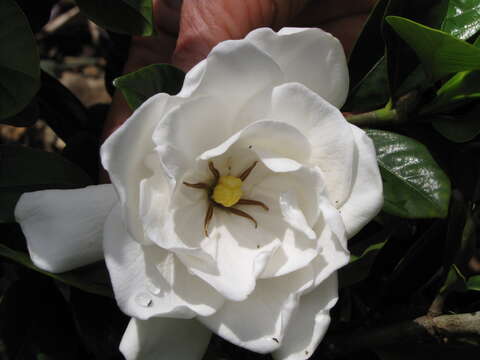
173;0;309;71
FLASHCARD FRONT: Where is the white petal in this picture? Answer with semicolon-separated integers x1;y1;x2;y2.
14;184;117;273
270;83;356;206
176;216;282;302
339;126;383;237
103;205;224;320
198;265;317;354
120;317;211;360
255;167;328;278
273;273;339;360
246;27;349;108
152;96;233;184
178;39;284;117
101;93;180;244
279;191;316;240
199;120;311;164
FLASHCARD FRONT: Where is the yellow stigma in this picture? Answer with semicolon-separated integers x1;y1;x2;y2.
212;175;243;207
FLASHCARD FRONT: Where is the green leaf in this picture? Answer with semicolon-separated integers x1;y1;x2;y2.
440;264;466;293
348;0;389;90
466;275;480;291
0;0;40;120
442;0;480;40
424;36;480;114
344;57;390;112
382;0;449;98
38;71;90;143
114;63;185;110
0;244;113;297
431;105;480;143
75;0;154;35
0;145;92;223
366;130;451;218
426;70;480;114
339;229;392;288
386;16;480;80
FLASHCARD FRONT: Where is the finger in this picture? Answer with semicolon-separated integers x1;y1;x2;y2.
173;0;309;71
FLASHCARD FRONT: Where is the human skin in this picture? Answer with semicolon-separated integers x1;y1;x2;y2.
100;0;377;171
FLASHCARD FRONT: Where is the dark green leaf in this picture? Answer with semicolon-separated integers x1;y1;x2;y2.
442;0;480;40
0;244;112;297
75;0;154;35
443;191;467;272
0;98;38;127
431;104;480;143
38;71;89;143
344;57;390;112
0;0;40;120
440;264;466;293
15;0;57;33
383;0;449;98
424;36;480;114
339;230;392;288
348;0;389;90
366;130;451;218
70;288;127;358
0;145;92;222
0;278;89;359
386;220;445;296
425;70;480;114
386;16;480;80
466;275;480;291
114;63;185;110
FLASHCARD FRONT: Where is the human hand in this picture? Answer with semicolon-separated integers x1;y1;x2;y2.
101;0;376;160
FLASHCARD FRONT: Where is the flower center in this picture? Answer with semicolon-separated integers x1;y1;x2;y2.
212;175;243;207
183;161;269;236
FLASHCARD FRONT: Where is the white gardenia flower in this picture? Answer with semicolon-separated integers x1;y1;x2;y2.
15;28;383;360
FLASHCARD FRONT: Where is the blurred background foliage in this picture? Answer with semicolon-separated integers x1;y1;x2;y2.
0;0;480;359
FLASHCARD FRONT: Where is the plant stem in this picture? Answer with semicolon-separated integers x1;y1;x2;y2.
345;108;401;128
324;311;480;356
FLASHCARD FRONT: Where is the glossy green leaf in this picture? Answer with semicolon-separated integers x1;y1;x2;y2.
442;0;480;40
114;63;185;110
0;145;92;223
366;130;451;218
75;0;154;35
0;244;112;297
0;0;40;120
466;275;480;291
386;16;480;80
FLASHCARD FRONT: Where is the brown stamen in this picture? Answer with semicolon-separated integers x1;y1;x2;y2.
239;161;258;181
183;182;210;190
204;203;214;237
225;207;258;228
208;161;220;183
237;199;269;211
